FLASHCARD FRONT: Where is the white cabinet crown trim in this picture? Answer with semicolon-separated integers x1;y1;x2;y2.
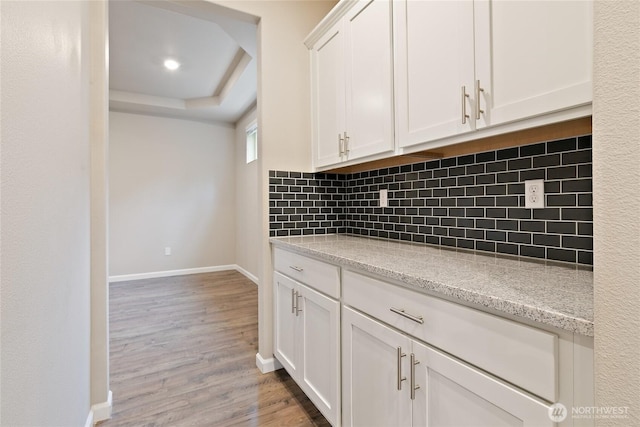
304;0;358;48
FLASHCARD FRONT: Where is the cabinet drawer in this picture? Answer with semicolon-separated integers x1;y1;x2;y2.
273;248;340;299
342;270;558;402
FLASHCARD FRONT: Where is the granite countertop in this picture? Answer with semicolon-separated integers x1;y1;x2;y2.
270;234;594;336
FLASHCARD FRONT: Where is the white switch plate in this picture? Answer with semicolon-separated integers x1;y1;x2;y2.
525;179;545;209
379;189;388;208
164;246;171;256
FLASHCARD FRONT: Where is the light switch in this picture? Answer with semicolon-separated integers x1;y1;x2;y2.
380;189;388;208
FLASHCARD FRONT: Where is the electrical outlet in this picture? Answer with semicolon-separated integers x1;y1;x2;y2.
525;180;545;209
165;246;171;256
380;189;388;208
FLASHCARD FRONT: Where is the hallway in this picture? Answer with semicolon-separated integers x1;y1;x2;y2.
101;271;330;426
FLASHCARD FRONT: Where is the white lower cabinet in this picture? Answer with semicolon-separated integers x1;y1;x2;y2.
342;305;411;427
343;306;552;427
412;341;553;427
273;272;340;426
273;248;593;427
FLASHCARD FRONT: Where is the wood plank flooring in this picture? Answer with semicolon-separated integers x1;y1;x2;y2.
100;271;330;426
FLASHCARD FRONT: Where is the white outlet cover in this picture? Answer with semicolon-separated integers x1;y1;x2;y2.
525;179;545;209
380;189;388;208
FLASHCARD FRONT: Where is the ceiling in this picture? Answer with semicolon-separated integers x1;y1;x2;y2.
109;0;258;124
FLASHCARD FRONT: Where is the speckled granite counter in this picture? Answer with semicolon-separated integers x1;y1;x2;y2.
270;235;594;336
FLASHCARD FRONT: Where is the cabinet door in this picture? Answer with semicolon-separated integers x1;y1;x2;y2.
273;272;298;377
299;284;341;426
394;0;476;148
411;341;553;427
474;0;592;128
342;306;412;427
311;20;346;168
344;0;394;160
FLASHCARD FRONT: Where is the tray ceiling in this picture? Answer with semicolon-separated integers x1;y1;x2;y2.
109;0;257;124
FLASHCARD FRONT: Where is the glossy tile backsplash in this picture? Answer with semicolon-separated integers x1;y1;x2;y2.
268;171;347;236
270;135;593;265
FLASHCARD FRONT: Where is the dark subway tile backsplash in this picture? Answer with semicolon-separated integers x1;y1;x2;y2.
269;172;347;237
270;135;593;265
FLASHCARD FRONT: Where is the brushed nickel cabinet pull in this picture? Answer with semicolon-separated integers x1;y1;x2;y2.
390;307;424;324
410;353;421;400
291;289;296;314
397;347;407;390
344;132;350;155
475;80;484;120
461;86;470;124
338;133;345;156
295;292;303;316
289;265;304;272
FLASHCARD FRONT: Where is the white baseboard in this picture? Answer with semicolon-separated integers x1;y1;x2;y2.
92;390;113;422
85;390;112;426
235;265;259;285
109;265;237;282
256;353;283;373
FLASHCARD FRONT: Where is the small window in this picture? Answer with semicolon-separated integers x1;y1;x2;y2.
246;121;258;163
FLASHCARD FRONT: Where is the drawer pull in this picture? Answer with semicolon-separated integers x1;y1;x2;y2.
390;307;424;324
397;347;406;390
289;265;304;272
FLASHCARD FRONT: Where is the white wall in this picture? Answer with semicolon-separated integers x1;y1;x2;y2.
89;0;111;413
593;1;640;424
0;1;92;425
213;0;338;369
109;112;236;277
235;107;260;282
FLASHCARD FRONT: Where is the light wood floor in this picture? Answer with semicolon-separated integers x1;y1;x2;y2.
100;271;330;426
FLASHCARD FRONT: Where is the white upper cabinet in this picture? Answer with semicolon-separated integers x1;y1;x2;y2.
312;22;346;168
474;0;593;128
394;0;593;150
343;0;395;161
394;0;477;147
308;0;394;168
308;0;593;168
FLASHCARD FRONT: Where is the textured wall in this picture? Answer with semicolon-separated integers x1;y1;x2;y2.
0;1;92;424
593;1;640;424
109;112;236;276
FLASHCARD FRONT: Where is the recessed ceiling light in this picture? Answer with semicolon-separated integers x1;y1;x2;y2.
163;59;180;71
